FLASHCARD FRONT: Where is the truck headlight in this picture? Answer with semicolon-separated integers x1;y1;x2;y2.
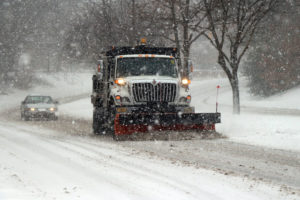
114;78;126;86
181;78;191;85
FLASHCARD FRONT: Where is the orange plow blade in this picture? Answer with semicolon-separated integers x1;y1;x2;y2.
114;113;221;135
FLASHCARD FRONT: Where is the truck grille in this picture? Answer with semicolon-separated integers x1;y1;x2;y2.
132;83;177;102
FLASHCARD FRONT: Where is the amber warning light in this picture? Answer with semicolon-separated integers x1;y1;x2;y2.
141;38;147;45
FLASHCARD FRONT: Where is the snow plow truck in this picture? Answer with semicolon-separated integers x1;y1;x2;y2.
91;41;221;139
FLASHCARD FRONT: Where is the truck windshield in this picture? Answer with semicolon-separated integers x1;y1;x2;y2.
116;57;177;78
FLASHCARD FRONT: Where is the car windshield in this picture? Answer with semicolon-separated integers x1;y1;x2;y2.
116;57;178;78
25;96;53;104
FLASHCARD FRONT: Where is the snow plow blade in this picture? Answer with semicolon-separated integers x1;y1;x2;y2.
114;113;221;135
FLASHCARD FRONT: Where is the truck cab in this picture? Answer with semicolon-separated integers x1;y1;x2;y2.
92;46;193;112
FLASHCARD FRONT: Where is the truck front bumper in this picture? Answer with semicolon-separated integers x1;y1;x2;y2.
115;105;195;114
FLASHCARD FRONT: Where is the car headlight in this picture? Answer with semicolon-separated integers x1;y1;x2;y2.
30;108;35;111
49;107;55;111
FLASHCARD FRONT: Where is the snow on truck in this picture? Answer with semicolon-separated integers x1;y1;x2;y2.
91;41;221;139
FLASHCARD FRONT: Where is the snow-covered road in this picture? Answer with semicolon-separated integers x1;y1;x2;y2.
2;119;291;200
0;104;299;200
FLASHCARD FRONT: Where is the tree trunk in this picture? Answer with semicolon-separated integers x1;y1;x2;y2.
230;74;240;114
182;42;190;77
218;55;241;114
182;0;190;77
170;0;182;73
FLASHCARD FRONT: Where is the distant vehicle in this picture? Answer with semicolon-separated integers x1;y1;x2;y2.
21;95;58;121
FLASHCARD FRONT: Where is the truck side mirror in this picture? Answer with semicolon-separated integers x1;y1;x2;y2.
97;60;104;74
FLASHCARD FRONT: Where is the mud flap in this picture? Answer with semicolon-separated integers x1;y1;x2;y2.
114;113;221;135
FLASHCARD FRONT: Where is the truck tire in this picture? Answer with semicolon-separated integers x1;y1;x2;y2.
107;99;117;138
24;115;29;121
53;115;58;121
93;109;106;135
93;112;100;135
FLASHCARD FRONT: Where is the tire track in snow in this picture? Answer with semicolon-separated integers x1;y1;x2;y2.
0;125;141;199
0;122;224;200
53;139;214;200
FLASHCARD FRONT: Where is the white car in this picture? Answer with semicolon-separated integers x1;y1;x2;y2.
20;95;58;121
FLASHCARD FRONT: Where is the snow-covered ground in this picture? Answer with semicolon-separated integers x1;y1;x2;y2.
1;72;300;200
58;76;300;152
59;98;92;120
190;78;300;152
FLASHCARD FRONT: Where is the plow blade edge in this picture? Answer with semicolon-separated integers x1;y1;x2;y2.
114;113;221;135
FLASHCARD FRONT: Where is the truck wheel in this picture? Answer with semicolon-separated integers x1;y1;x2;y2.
93;116;100;135
53;115;58;121
24;115;29;121
108;100;117;138
93;123;107;135
93;111;106;135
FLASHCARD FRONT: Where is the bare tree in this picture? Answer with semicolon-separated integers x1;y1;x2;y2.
160;0;206;76
63;0;171;62
202;0;278;114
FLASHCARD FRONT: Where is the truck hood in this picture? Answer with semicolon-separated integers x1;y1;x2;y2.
124;76;178;84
